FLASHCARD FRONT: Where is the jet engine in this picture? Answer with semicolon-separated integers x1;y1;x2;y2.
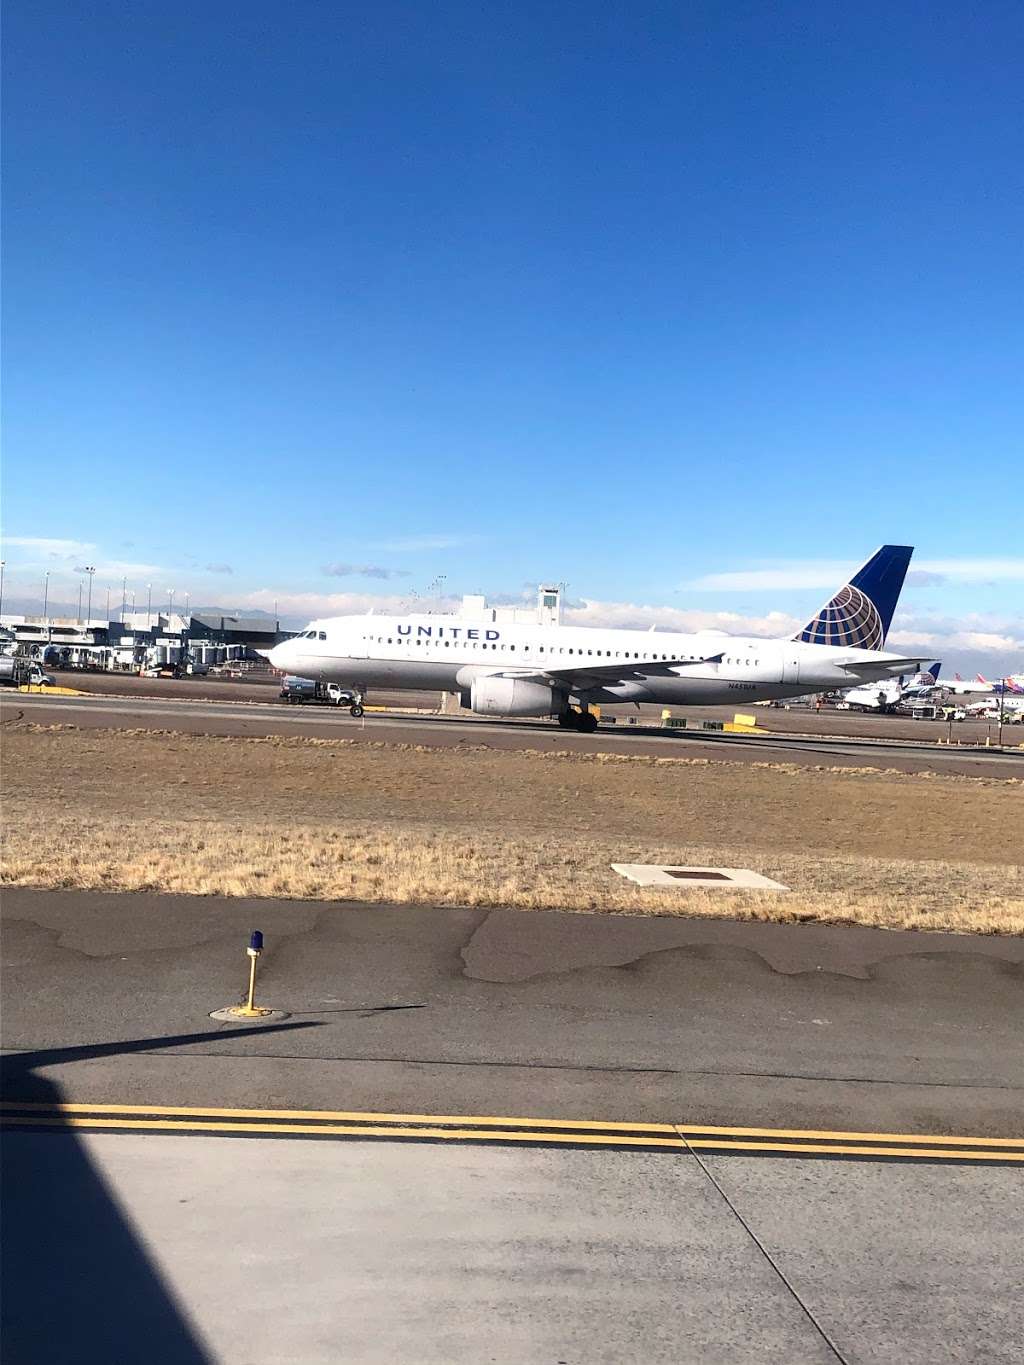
469;676;560;717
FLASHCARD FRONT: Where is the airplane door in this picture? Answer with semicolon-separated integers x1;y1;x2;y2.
782;653;801;684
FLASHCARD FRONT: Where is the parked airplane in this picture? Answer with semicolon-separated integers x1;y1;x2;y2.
840;662;941;714
902;663;943;700
268;545;926;730
975;674;1024;695
942;673;994;696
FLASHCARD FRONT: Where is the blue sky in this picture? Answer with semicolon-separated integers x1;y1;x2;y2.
3;1;1022;670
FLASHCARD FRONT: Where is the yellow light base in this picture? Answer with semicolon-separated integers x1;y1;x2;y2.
209;1005;289;1022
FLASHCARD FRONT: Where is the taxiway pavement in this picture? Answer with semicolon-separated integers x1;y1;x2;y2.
4;690;1021;775
6;1130;1021;1364
4;889;1023;1135
5;891;1022;1364
2;889;1024;1359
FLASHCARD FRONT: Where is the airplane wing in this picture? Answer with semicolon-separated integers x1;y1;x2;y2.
504;653;725;690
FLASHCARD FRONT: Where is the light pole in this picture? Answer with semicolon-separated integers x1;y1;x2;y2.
121;576;127;622
998;680;1006;748
0;559;5;620
84;565;96;623
42;571;51;644
105;586;111;620
146;583;152;626
168;588;175;619
78;582;83;620
184;591;190;620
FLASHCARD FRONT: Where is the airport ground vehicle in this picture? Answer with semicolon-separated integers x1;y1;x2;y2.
139;659;209;680
965;697;1024;723
0;657;54;687
279;675;364;715
937;706;968;722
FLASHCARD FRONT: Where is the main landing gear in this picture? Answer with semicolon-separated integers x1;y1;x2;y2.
558;707;598;734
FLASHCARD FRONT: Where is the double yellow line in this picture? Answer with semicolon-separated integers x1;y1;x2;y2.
2;1102;1022;1164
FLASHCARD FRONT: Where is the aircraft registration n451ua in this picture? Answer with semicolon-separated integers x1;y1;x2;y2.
268;545;926;731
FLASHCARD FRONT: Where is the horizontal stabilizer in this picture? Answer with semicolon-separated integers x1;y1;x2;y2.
835;655;930;675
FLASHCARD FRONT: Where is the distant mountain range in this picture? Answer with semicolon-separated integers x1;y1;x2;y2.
0;595;299;626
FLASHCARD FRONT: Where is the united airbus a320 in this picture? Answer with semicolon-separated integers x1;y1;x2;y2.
268;545;925;732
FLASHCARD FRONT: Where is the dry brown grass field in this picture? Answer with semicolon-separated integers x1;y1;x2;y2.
2;723;1021;933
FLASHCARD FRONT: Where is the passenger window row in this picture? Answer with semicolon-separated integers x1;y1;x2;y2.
356;636;716;664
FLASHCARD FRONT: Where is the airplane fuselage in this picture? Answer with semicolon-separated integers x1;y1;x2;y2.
269;614;916;711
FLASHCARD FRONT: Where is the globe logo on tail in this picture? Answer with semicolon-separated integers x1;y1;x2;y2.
798;584;884;650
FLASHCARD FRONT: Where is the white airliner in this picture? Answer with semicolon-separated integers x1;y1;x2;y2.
268;545;927;731
840;662;941;714
942;674;993;697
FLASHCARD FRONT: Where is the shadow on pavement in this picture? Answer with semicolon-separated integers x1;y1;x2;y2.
1;1023;318;1365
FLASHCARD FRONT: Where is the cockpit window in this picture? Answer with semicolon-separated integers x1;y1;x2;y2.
318;631;326;640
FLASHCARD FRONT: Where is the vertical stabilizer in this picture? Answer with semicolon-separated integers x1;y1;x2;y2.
792;545;913;650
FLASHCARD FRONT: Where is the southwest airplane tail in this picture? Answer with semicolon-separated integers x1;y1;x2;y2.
792;545;913;650
978;673;1024;694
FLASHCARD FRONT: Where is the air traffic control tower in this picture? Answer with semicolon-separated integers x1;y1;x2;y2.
458;585;564;627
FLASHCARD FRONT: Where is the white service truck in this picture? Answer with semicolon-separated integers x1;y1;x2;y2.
279;675;364;715
0;657;55;687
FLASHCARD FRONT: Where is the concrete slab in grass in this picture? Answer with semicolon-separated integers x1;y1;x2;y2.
612;864;791;891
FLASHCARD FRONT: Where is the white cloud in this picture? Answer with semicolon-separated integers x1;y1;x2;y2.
237;588;458;619
238;587;805;638
369;534;475;553
96;559;168;578
957;631;1024;651
236;586;1022;659
562;599;801;638
914;558;1024;583
685;563;852;592
321;562;410;580
685;557;1024;592
889;626;1024;654
1;535;166;581
2;536;96;562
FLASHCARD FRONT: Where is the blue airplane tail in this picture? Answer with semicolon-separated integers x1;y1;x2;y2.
792;545;914;650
